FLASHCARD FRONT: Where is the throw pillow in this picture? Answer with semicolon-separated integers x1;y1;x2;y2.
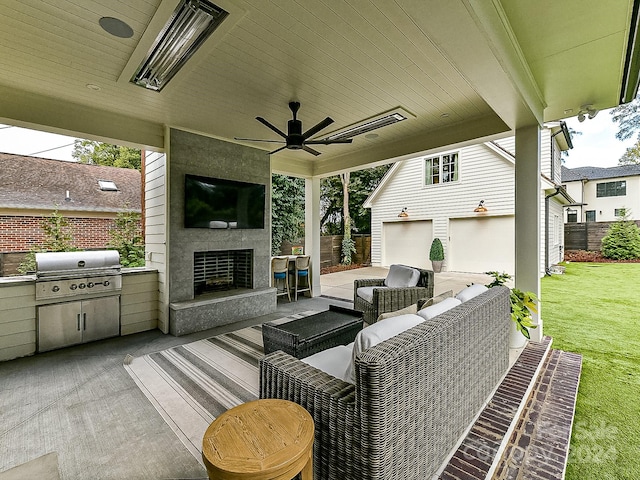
416;297;462;321
455;284;489;303
417;290;454;310
376;303;418;322
384;264;420;288
348;313;425;382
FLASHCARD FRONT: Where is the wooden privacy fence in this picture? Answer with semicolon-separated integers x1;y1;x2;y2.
564;221;640;251
280;235;371;268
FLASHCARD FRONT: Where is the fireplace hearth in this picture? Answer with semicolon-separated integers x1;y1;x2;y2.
194;250;253;296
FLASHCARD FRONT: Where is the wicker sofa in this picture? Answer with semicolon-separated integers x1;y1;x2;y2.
353;265;435;325
260;285;510;480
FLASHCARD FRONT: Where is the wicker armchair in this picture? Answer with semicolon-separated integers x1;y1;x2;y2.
260;286;511;480
353;265;434;324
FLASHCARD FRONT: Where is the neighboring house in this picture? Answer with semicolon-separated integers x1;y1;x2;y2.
0;153;141;274
364;124;574;277
561;164;640;222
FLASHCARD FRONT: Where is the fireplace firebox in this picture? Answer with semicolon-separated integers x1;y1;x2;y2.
194;250;253;296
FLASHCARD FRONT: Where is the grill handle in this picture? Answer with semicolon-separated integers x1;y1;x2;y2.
83;313;87;331
77;314;81;331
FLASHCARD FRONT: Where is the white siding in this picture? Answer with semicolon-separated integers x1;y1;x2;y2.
144;150;168;333
0;281;36;361
370;143;515;270
370;128;563;277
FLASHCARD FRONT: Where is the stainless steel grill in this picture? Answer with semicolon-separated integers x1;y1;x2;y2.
35;250;122;301
35;250;123;352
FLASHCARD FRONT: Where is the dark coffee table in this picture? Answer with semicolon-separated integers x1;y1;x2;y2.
262;305;363;359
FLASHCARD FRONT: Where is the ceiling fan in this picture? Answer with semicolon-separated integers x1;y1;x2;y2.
234;101;352;156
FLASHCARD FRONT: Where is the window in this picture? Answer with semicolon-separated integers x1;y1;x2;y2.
98;180;118;191
596;181;626;197
567;209;577;223
585;210;596;222
425;152;459;185
615;208;627;217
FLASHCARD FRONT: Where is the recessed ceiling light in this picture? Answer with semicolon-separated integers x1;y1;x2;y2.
365;133;379;139
564;108;574;115
440;112;450;118
86;84;101;91
99;17;133;39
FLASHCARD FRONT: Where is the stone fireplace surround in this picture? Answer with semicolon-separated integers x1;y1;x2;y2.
167;129;276;336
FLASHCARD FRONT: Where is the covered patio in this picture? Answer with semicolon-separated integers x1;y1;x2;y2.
0;1;638;478
1;0;639;341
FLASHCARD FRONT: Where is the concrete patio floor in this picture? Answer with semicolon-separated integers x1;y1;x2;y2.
320;266;494;301
0;267;524;480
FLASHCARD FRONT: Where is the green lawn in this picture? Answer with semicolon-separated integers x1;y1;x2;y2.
542;262;640;480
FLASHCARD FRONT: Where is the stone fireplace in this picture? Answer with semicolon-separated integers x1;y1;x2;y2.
166;128;276;336
194;249;253;296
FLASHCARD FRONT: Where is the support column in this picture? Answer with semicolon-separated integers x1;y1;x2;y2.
515;125;542;341
305;177;321;297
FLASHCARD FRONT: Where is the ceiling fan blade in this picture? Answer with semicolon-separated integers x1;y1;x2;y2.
234;137;286;143
302;117;334;140
302;145;322;156
306;139;353;145
269;145;288;155
256;116;288;138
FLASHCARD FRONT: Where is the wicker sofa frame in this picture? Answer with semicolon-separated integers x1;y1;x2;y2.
260;286;510;480
353;265;435;325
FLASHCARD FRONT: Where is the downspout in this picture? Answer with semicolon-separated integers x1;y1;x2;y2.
545;187;563;275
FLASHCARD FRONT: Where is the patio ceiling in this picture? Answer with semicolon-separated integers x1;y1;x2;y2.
0;0;638;177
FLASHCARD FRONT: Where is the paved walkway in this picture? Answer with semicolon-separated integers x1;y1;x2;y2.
320;266;495;301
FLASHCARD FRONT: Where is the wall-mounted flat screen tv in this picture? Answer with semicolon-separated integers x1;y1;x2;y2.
184;174;266;229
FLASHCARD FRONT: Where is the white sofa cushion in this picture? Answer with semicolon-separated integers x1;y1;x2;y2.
384;264;420;288
349;313;425;381
455;284;489;303
416;297;461;320
356;286;381;303
301;344;354;383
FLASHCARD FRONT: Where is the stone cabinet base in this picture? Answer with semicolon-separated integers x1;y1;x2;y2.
169;287;276;336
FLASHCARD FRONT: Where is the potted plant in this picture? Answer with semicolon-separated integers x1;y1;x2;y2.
485;271;538;347
429;238;444;273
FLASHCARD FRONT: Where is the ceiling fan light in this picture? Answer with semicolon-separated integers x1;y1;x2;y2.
131;0;228;92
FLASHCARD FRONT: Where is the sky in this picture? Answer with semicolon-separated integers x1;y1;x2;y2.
0;107;637;167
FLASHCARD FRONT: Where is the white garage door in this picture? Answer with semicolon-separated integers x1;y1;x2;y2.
382;220;433;269
449;216;514;274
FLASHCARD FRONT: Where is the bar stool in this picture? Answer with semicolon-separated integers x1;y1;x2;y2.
271;256;291;302
293;255;311;301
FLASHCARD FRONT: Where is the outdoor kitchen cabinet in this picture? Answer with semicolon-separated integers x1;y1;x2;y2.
38;296;120;352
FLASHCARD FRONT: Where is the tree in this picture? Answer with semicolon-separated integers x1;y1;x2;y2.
619;142;640;165
340;172;356;265
72;139;141;170
610;94;640;164
18;209;77;273
271;174;305;255
320;164;392;234
601;209;640;260
108;210;145;267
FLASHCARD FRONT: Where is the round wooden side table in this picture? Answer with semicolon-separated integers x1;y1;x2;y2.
202;398;314;480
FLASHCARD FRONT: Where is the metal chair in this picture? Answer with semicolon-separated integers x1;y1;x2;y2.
271;256;291;302
292;255;311;301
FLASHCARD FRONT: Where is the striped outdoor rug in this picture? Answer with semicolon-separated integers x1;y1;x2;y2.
124;311;316;464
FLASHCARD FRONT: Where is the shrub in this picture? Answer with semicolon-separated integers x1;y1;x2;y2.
601;210;640;260
429;238;444;261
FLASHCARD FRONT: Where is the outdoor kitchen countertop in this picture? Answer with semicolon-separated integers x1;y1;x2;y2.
0;275;36;286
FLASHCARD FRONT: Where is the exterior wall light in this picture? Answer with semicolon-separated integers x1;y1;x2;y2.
398;207;409;218
474;200;488;213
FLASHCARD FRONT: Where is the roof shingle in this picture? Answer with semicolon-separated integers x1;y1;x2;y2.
0;153;141;212
562;164;640;182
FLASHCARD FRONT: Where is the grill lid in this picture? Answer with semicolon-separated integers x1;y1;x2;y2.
35;250;121;275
